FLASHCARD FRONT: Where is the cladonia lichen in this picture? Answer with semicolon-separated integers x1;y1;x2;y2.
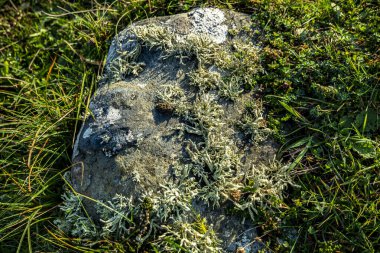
132;23;291;208
56;173;219;251
61;11;295;251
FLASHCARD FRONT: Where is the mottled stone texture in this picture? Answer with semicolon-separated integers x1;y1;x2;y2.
72;8;275;252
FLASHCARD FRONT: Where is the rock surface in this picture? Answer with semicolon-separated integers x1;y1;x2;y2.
71;7;286;252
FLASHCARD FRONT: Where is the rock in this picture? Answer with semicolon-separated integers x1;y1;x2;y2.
70;7;291;252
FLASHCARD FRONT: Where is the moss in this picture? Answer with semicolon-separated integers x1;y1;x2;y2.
141;197;154;212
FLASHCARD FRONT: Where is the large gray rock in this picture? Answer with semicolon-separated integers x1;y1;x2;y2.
71;7;290;252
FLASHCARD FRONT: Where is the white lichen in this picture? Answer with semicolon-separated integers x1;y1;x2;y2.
106;106;122;123
137;23;292;209
189;8;228;44
82;127;93;139
63;11;294;251
153;220;222;253
54;191;98;238
97;194;135;238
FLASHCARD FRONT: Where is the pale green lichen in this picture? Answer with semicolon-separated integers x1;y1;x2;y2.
238;159;296;221
56;175;219;251
153;220;221;252
107;41;145;81
183;94;242;205
54;191;98;238
157;88;243;205
59;18;294;251
131;24;219;64
134;23;293;209
132;24;262;99
239;99;273;143
148;180;198;222
97;194;135;238
55;187;136;240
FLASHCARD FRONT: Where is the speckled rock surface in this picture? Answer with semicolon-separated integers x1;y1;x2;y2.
71;8;277;252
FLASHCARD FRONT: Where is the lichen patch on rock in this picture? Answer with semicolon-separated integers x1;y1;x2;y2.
189;8;228;44
63;7;295;252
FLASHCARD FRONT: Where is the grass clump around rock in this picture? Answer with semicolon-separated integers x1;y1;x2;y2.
0;0;379;252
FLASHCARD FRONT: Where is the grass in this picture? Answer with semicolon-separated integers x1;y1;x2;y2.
0;0;379;252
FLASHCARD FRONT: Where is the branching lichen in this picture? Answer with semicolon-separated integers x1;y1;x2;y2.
54;191;98;238
134;23;293;210
106;38;145;82
238;159;296;221
153;220;221;253
148;180;198;222
97;194;135;238
132;24;262;98
238;99;272;143
59;16;295;251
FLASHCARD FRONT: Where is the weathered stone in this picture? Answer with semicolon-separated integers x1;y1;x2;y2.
71;7;285;252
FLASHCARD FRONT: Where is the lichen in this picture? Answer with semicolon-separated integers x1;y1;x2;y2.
106;39;145;82
237;159;296;221
97;194;135;238
134;23;291;210
238;99;273;143
61;11;295;251
153;220;221;252
54;190;98;238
